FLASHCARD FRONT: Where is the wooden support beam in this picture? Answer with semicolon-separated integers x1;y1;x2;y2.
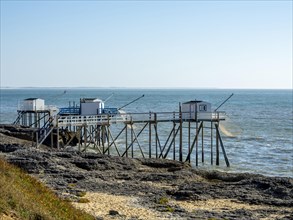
163;126;180;159
215;123;230;167
185;122;203;163
173;114;176;160
149;112;152;158
188;121;191;163
131;122;134;158
36;126;54;148
179;108;183;162
211;121;213;165
83;125;87;151
107;125;110;155
78;126;81;152
153;123;163;158
154;113;158;158
216;123;219;165
202;121;204;163
125;123;128;157
63;127;81;149
108;124;127;148
196;122;199;166
121;123;148;158
158;126;176;158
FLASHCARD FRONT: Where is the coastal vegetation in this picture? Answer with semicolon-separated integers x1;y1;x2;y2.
0;158;94;220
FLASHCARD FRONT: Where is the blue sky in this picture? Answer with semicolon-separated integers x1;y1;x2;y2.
1;1;292;89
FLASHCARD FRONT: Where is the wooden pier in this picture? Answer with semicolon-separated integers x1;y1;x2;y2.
15;109;230;167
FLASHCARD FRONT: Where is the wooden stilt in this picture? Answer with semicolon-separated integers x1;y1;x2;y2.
102;125;105;153
211;121;213;165
163;126;180;159
57;127;60;150
185;122;203;162
159;126;175;158
51;129;54;148
202;121;204;163
154;114;158;158
216;122;220;165
107;125;110;155
149;112;152;158
108;128;121;156
173;113;176;160
215;123;230;167
84;126;87;152
125;123;128;157
188;121;191;163
179;106;183;162
131;122;134;158
78;126;81;152
196;121;198;166
36;130;39;147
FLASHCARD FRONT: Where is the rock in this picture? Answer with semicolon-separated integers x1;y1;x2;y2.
166;189;201;201
139;158;187;169
109;210;119;216
72;160;98;171
0;144;21;152
0;124;37;141
56;152;73;158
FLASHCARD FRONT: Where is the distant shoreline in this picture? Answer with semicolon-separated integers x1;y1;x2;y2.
1;87;291;90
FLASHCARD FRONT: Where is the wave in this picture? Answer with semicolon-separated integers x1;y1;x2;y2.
241;136;265;141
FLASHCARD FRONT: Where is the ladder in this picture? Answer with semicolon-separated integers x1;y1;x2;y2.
13;111;23;125
36;117;55;148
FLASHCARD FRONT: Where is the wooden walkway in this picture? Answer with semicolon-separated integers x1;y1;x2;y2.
16;110;230;167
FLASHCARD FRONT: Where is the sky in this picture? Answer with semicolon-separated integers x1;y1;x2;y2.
0;0;292;89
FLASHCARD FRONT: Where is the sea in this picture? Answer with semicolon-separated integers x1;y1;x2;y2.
0;88;292;178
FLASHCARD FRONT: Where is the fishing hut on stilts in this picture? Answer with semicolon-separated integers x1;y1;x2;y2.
14;95;232;167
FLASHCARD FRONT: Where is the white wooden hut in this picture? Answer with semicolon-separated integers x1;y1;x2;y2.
182;100;212;120
20;98;45;111
80;98;105;115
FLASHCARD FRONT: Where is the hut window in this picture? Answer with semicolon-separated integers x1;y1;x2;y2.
199;104;207;111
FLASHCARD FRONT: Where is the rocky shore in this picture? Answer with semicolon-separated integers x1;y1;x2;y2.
0;127;292;220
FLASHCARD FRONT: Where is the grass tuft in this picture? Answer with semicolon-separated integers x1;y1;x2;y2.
165;206;175;213
78;198;90;203
158;197;169;205
0;158;94;220
76;191;87;197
